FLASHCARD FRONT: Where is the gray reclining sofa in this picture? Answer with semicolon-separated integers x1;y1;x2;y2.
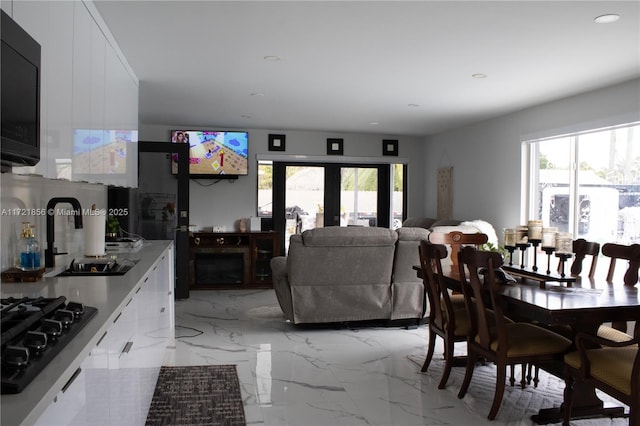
270;226;429;325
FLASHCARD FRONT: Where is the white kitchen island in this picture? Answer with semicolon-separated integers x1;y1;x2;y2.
0;240;175;426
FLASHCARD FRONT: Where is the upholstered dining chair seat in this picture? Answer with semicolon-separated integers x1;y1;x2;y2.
450;293;465;304
482;323;572;357
565;347;636;395
597;324;636;343
450;307;471;336
441;306;514;338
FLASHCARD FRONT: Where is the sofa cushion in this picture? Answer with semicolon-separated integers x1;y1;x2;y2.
396;227;430;241
300;226;397;247
402;217;438;229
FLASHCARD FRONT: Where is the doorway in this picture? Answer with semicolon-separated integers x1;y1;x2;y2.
137;141;190;299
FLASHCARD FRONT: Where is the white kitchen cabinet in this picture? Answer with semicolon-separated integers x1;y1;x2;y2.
43;2;75;181
88;18;106;181
103;43;139;187
33;244;174;426
4;0;139;186
71;0;106;183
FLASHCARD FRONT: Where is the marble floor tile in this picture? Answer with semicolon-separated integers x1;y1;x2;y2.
163;289;623;426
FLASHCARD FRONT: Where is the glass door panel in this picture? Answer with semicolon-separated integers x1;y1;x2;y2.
341;167;378;227
284;165;324;250
392;163;404;229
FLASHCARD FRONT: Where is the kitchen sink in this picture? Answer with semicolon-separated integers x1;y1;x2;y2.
56;258;139;277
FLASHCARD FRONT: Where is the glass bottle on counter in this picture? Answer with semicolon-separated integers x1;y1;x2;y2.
19;222;42;271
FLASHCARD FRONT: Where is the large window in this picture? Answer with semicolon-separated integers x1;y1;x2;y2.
527;123;640;244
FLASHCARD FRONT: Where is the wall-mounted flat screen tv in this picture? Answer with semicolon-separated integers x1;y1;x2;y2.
170;130;248;178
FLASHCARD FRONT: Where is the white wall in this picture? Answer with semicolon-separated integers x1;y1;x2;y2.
139;124;425;231
422;78;640;237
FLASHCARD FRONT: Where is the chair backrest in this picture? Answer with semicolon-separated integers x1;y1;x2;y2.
428;231;488;266
570;238;600;277
457;246;506;352
418;241;450;330
602;243;640;286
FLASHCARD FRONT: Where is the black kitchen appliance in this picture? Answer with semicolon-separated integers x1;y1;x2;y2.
1;296;97;394
1;10;41;169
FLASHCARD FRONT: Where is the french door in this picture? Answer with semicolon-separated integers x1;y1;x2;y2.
271;162;393;250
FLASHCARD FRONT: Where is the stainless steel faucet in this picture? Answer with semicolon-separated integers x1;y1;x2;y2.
45;197;83;267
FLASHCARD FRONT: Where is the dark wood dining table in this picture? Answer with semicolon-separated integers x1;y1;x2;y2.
415;262;640;424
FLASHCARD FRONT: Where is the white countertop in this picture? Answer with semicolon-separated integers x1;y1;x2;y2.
0;240;174;426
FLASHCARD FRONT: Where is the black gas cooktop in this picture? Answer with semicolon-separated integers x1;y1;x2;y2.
1;296;98;394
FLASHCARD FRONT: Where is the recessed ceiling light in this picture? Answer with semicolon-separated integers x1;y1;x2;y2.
594;14;620;24
369;122;379;126
408;103;420;108
263;55;281;61
472;73;487;79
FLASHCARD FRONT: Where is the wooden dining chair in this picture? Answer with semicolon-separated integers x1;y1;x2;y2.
528;239;601;386
527;238;602;387
602;242;640;287
600;243;640;335
569;238;600;277
456;246;573;420
418;241;468;389
428;231;488;267
563;323;639;426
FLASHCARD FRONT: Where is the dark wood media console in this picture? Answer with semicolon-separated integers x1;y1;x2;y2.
189;232;281;289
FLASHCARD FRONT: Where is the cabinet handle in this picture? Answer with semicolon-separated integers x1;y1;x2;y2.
136;286;142;294
113;312;122;324
160;307;165;313
126;297;134;306
61;368;82;393
168;291;172;296
96;331;107;347
122;341;133;354
144;276;149;283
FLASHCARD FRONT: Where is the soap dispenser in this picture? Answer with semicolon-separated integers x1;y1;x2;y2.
19;222;42;271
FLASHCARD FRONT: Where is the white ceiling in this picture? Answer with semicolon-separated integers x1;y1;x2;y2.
93;1;640;137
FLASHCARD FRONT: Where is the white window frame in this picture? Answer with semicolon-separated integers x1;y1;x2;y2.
524;122;639;239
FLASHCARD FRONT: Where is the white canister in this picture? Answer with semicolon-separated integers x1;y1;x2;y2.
555;232;573;254
503;228;517;247
541;227;558;249
527;220;543;240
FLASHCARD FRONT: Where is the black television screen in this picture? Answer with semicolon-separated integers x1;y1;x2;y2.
1;10;41;168
171;130;248;177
